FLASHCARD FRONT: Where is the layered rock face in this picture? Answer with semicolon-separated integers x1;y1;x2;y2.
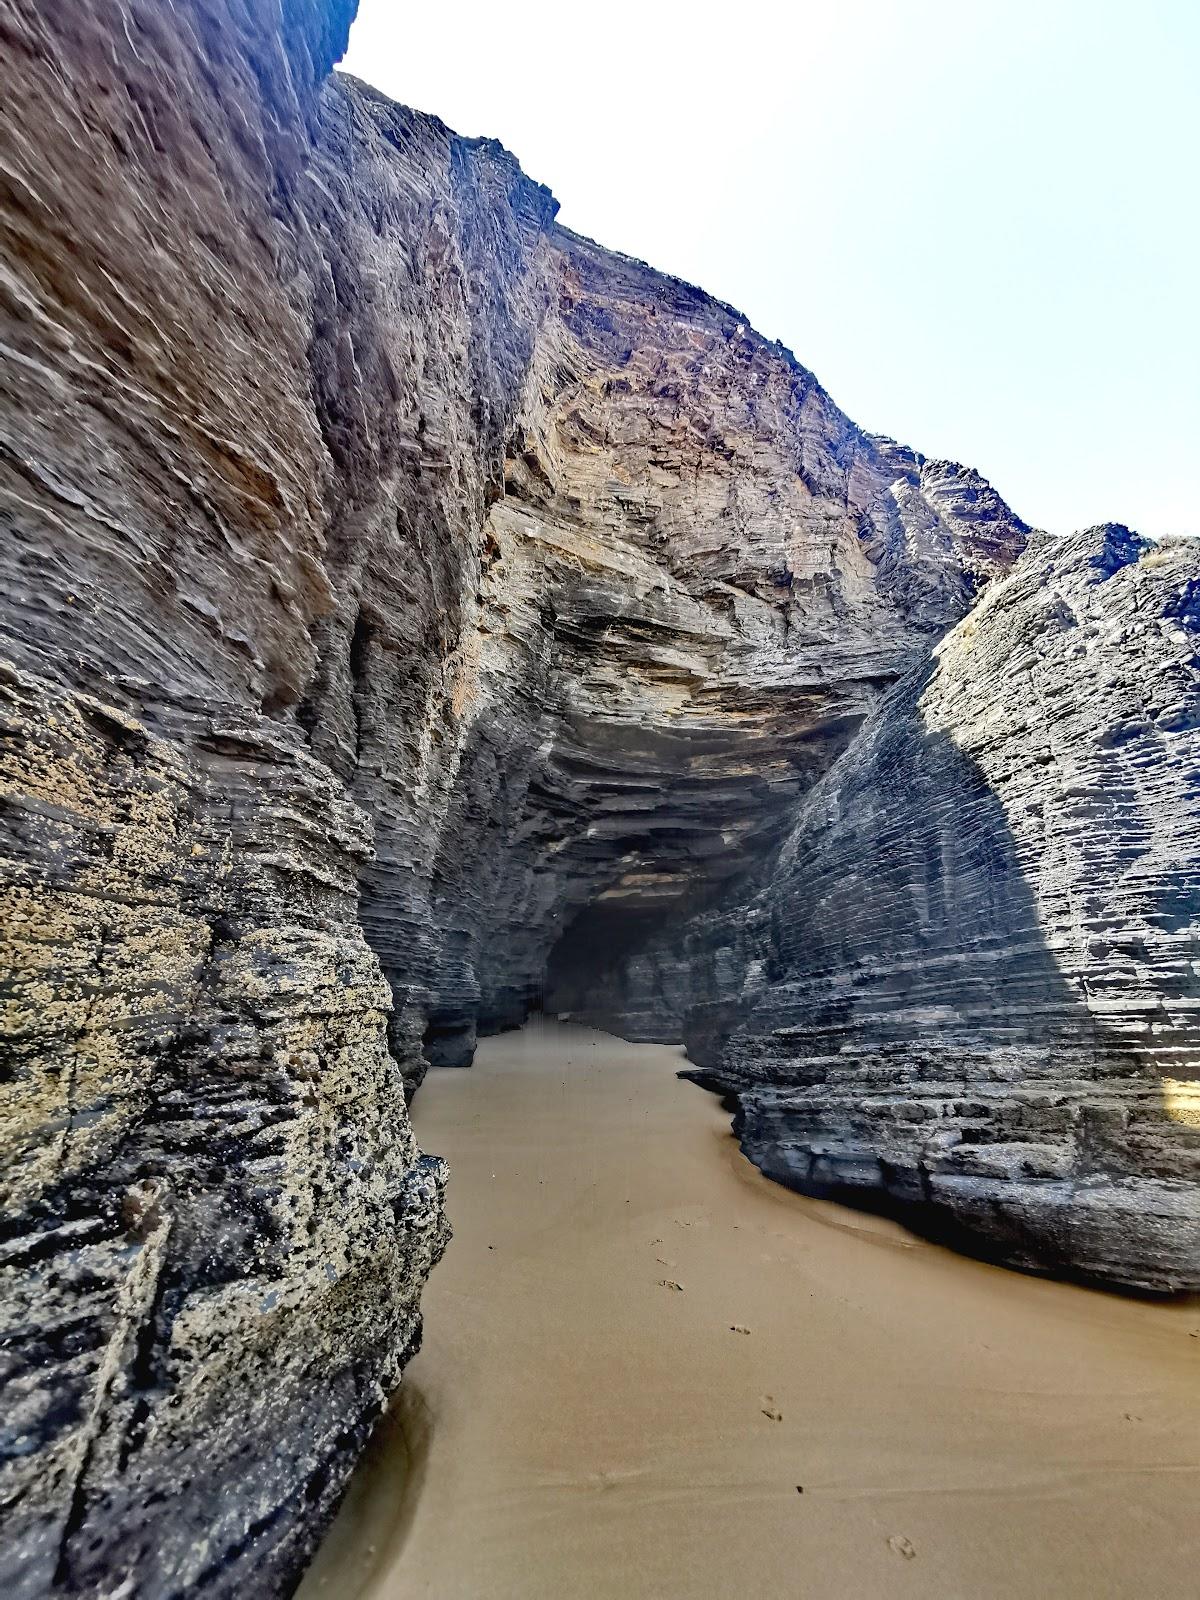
430;237;1027;1067
0;3;466;1592
1;0;1197;1593
677;526;1200;1292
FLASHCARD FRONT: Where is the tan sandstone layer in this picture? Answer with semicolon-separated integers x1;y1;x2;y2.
300;1021;1200;1600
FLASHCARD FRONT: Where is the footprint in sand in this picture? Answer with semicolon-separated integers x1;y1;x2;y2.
760;1395;782;1421
658;1279;684;1292
730;1325;751;1335
888;1535;917;1560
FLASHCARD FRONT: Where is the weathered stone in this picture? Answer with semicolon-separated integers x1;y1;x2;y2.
675;526;1200;1293
0;2;455;1591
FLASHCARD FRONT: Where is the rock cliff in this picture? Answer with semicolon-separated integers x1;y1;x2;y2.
676;525;1200;1292
1;0;1197;1594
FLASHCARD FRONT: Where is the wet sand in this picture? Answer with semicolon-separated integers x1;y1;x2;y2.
299;1019;1199;1599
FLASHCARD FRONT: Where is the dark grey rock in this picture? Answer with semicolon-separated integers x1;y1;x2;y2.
670;526;1200;1293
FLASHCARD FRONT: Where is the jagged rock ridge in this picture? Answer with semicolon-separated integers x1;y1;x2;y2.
0;1;1196;1596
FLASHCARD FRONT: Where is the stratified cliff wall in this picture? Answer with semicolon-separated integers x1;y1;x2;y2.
1;3;454;1594
426;231;1028;1070
1;0;1197;1594
675;526;1200;1292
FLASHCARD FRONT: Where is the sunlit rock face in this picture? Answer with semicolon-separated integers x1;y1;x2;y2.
1;0;1197;1593
431;236;1028;1068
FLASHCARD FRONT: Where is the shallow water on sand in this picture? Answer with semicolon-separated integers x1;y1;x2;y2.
299;1019;1199;1600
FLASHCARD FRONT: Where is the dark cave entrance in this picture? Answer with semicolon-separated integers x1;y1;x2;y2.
535;808;788;1044
542;896;674;1020
417;709;869;1070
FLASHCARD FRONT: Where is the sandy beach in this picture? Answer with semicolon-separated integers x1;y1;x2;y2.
299;1019;1199;1600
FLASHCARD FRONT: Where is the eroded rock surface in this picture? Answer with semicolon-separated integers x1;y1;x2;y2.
434;235;1027;1068
0;2;459;1591
1;0;1197;1593
673;526;1200;1292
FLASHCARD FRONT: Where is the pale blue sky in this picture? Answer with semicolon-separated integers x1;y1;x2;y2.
342;1;1197;537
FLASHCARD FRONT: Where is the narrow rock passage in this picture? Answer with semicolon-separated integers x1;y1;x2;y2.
300;1021;1199;1600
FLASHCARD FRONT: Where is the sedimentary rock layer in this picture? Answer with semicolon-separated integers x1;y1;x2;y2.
0;1;458;1591
1;0;1197;1593
676;525;1200;1292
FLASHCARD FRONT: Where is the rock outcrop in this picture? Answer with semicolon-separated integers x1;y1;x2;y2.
1;0;1197;1594
0;3;452;1593
677;526;1200;1292
432;236;1027;1070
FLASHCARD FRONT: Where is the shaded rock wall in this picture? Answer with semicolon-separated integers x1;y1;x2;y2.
0;669;447;1594
425;236;1028;1064
0;2;471;1591
673;526;1200;1291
